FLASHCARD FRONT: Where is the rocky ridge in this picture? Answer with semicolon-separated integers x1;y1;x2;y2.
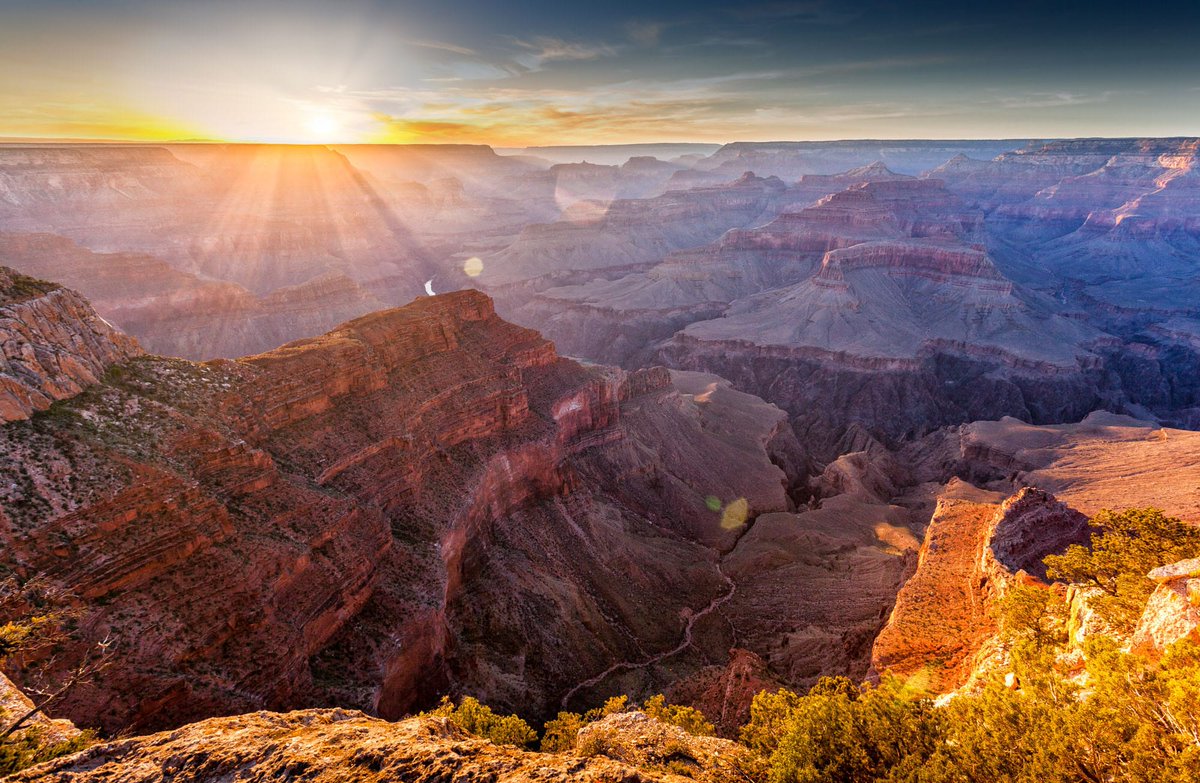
14;709;756;783
0;285;807;734
869;486;1089;691
0;267;141;422
862;411;1200;690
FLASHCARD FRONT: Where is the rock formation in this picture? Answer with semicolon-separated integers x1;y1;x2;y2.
5;138;1200;760
574;710;766;781
863;411;1200;692
1132;558;1200;653
510;175;985;367
15;709;757;783
0;266;141;422
0;284;811;733
478;172;790;295
870;486;1088;691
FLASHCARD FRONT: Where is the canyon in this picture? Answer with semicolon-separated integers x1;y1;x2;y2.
2;137;1199;779
2;272;811;733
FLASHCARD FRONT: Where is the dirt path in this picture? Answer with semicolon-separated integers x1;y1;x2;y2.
559;520;754;709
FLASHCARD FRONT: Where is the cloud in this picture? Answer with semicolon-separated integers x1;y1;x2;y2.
626;20;666;46
507;36;618;70
731;1;862;24
405;39;477;57
372;115;487;142
993;91;1116;109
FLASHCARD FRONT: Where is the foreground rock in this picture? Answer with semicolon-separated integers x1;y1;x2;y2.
576;711;766;782
1133;558;1200;653
15;710;745;783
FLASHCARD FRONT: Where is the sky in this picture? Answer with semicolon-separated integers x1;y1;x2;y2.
1;0;1198;145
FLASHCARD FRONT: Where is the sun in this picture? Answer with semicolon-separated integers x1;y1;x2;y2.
303;112;341;142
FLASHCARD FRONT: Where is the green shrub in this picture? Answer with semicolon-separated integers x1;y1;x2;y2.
0;728;96;776
425;696;536;749
641;694;715;737
994;582;1068;651
1045;507;1200;630
749;677;940;783
737;635;1200;781
541;695;629;752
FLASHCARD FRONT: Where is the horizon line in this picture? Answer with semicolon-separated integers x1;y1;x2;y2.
7;134;1200;149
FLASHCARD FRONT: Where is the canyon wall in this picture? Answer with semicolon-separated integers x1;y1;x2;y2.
0;285;810;733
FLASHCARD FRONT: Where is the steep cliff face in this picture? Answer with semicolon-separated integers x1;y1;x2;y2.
869;486;1088;691
0;287;804;733
0;267;141;422
856;411;1200;693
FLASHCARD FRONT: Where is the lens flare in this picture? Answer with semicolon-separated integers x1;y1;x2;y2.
463;257;484;277
720;498;749;530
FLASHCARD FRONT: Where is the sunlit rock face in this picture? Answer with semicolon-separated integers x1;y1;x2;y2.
0;285;822;733
14;709;760;783
832;411;1200;694
1132;558;1200;653
870;486;1088;692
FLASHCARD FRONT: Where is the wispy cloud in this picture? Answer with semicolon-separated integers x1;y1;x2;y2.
508;36;618;69
626;20;666;46
730;1;862;24
993;91;1116;109
405;39;478;56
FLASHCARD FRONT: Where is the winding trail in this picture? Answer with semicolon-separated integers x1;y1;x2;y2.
559;519;755;709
